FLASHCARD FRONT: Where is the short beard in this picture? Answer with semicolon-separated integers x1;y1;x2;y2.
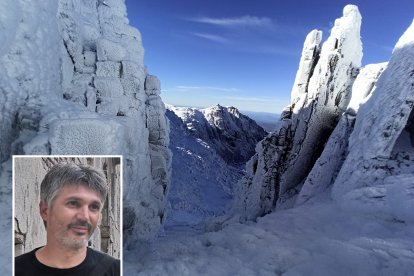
55;220;94;250
57;235;89;250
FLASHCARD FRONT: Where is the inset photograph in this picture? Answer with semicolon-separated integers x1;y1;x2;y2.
13;156;122;276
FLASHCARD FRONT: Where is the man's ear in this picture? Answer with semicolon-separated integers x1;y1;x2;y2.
39;201;48;223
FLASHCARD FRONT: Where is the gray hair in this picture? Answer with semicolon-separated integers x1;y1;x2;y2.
40;163;108;208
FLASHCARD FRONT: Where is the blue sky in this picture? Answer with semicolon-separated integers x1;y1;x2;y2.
125;0;413;114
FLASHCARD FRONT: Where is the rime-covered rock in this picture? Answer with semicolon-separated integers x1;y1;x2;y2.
296;63;387;205
280;5;362;200
0;0;171;251
168;104;267;164
332;20;414;201
235;5;363;219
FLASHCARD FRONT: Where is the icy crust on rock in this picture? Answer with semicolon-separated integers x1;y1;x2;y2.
0;0;171;252
296;62;387;205
347;63;388;114
235;5;363;219
0;2;61;273
0;0;61;162
290;30;323;109
167;104;267;164
332;20;414;199
280;4;362;197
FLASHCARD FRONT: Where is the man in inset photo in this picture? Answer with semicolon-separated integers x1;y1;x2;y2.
14;157;121;276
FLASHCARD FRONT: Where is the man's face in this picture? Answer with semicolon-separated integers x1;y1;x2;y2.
40;184;102;250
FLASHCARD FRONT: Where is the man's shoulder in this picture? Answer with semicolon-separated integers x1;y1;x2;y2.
15;248;38;275
86;247;120;276
15;248;36;264
87;247;119;262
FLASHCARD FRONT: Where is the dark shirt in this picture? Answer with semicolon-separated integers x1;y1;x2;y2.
15;247;120;276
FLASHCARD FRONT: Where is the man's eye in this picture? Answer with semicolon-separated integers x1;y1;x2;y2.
90;204;100;211
67;201;80;207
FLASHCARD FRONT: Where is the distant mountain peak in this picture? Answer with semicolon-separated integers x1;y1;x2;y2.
167;104;267;164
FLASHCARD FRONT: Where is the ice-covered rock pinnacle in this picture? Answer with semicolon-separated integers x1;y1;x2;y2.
235;4;363;219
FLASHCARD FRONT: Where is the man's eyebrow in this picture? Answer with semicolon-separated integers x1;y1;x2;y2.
64;196;102;205
65;196;82;201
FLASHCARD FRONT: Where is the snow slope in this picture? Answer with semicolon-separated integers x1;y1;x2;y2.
124;192;414;275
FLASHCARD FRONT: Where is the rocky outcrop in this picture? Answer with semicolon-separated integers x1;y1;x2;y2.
332;20;414;201
235;5;363;220
168;104;267;164
0;0;171;246
235;6;414;222
296;63;387;205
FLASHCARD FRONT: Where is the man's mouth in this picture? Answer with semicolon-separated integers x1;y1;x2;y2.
70;226;89;234
68;221;92;235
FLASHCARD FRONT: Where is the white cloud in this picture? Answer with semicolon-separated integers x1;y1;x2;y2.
188;15;274;28
191;32;230;44
220;95;283;103
174;86;241;93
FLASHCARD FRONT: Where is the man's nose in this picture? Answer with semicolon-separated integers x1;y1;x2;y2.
76;205;90;221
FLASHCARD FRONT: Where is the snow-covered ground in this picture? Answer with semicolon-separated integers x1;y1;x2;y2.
124;192;414;275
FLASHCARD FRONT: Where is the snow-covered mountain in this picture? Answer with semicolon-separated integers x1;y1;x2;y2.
167;104;267;164
164;104;266;231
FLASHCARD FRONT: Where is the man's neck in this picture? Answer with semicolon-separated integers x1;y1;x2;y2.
35;243;87;269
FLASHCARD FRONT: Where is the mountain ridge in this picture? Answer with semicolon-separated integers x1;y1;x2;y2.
167;104;267;164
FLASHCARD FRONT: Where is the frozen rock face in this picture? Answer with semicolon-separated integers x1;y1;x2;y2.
168;104;267;164
332;20;414;202
0;0;171;246
296;63;387;205
235;5;363;220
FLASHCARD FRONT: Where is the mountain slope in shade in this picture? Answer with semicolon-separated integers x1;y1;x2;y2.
164;110;243;231
164;103;267;231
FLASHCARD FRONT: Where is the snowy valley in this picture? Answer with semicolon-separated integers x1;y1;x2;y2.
1;1;414;275
164;104;265;232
